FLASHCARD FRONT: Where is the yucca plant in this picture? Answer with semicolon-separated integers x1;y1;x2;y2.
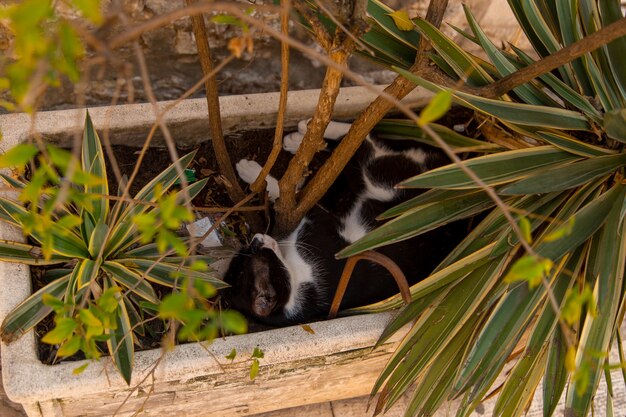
334;1;626;416
0;113;234;384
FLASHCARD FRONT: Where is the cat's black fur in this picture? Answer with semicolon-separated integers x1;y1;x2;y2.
223;122;467;326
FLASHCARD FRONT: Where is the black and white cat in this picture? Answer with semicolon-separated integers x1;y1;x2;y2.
223;120;465;326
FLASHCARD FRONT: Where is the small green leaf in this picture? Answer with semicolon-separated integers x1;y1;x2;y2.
543;217;575;242
419;90;452;126
79;308;102;327
225;348;237;361
69;0;103;24
56;214;82;231
220;311;247;334
565;346;577;372
98;287;121;313
519;216;532;244
41;293;65;312
158;292;191;319
504;255;553;289
57;335;81;357
193;280;216;298
72;363;89;375
0;144;38;168
251;347;264;359
561;285;596;326
41;317;77;344
250;358;260;380
387;10;414;31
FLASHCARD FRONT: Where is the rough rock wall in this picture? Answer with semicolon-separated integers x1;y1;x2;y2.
0;0;522;111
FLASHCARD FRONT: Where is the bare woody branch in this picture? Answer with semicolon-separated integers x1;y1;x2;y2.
294;0;450;221
250;0;291;195
274;0;369;233
185;0;246;203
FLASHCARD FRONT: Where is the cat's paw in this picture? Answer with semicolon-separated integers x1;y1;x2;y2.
236;159;280;201
236;159;262;185
324;121;351;140
283;132;304;154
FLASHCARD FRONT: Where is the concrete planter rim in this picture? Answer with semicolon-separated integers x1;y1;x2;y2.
0;86;429;416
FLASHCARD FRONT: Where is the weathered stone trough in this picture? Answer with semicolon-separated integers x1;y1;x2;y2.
0;86;431;417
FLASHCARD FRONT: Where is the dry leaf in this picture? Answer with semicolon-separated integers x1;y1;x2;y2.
301;324;315;334
228;37;244;58
228;36;254;58
387;10;414;31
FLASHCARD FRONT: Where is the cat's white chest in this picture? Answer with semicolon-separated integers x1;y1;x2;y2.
279;221;316;317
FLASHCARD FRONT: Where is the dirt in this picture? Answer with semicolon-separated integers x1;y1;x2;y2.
31;107;478;364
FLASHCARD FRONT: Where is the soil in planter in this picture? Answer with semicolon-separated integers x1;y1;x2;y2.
32;107;479;363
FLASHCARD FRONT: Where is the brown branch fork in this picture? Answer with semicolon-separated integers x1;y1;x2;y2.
328;250;412;319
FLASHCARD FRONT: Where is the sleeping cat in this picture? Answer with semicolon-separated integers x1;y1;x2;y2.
222;120;466;326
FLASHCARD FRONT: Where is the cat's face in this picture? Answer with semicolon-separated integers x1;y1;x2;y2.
223;234;291;319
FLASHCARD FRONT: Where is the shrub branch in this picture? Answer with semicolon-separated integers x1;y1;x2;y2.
185;0;246;203
294;0;450;222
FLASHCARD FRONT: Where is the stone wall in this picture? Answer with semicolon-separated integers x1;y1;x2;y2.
0;0;522;111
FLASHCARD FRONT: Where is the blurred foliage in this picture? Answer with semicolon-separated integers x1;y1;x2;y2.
0;0;102;112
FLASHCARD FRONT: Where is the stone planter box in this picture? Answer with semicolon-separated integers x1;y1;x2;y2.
0;86;431;417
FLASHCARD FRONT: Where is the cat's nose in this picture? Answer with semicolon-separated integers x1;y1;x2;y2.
253;295;276;317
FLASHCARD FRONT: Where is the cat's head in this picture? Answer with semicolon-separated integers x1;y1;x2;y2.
223;234;291;319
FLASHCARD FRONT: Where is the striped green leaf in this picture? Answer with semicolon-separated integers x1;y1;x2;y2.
366;0;421;50
106;176;206;258
117;150;196;222
336;190;496;258
0;274;70;343
536;131;614;157
566;196;626;416
411;18;493;86
375;259;505;409
378;188;483;220
544;326;570;417
535;183;624;261
494;250;580;416
500;152;626;195
464;4;556;106
81;111;108;224
88;220;109;259
399;146;580;189
0;240;71;265
118;258;228;290
74;258;101;292
404;317;478;416
374;119;499;153
102;261;158;303
598;4;626;100
394;68;591;130
105;277;134;385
